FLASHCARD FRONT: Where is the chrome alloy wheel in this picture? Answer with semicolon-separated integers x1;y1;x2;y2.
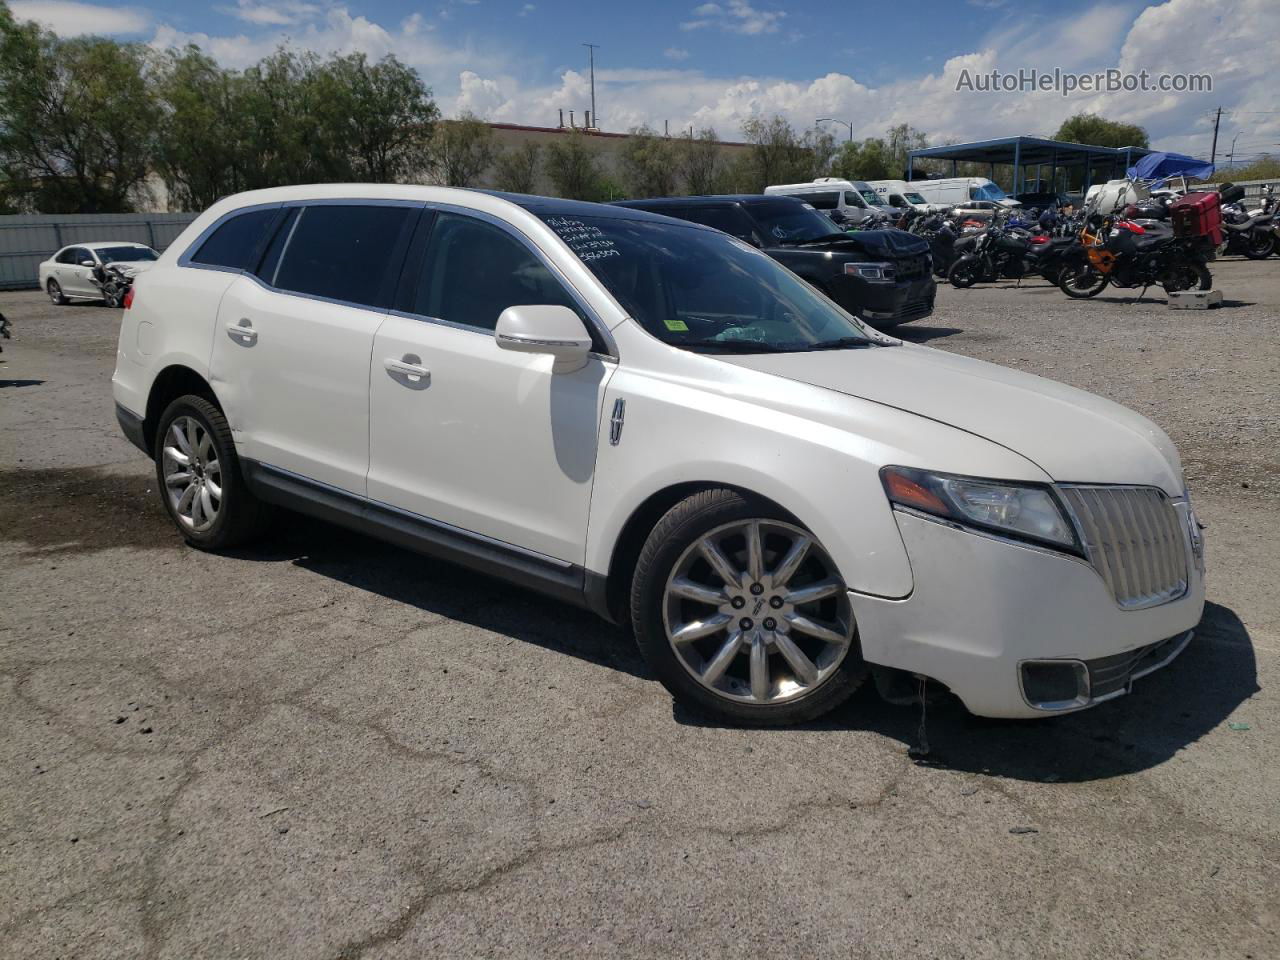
161;416;222;532
663;519;854;705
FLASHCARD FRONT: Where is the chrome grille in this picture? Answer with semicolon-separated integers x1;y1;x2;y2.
1059;485;1189;609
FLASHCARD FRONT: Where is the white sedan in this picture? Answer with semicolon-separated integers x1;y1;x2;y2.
38;242;159;305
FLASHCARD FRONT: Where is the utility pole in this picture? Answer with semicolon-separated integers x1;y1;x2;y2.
583;43;599;130
1209;106;1222;165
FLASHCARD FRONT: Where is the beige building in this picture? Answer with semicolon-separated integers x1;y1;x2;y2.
482;121;754;197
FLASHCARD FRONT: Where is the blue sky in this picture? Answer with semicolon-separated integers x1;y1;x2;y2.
9;0;1278;161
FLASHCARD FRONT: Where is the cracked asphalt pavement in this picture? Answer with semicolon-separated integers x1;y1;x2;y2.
1;258;1277;959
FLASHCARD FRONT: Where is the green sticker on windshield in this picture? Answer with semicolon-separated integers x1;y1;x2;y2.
664;318;689;332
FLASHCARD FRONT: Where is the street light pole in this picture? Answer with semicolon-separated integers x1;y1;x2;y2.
816;117;853;141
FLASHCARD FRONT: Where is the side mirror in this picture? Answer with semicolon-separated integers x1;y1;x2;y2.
494;304;592;373
80;259;95;267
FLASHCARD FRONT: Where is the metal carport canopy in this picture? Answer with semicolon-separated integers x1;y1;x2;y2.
907;136;1154;193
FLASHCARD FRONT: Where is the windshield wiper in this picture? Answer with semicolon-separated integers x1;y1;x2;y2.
803;336;877;351
678;339;798;353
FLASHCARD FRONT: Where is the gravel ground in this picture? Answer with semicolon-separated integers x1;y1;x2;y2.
1;257;1277;960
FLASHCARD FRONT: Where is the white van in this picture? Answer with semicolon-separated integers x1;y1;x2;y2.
764;178;895;225
907;177;1021;210
866;180;937;212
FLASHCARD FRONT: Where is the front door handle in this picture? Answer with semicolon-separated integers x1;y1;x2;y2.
226;319;257;345
385;355;430;385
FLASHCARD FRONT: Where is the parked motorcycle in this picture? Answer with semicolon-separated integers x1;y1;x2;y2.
0;312;10;353
946;223;1035;287
1058;216;1213;299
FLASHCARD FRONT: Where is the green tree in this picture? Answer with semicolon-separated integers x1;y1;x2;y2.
0;10;158;212
543;131;604;200
1054;113;1149;148
674;127;723;195
885;123;929;179
492;141;541;194
732;116;836;192
832;138;892;181
310;52;437;183
618;125;676;199
428;113;497;187
151;46;250;210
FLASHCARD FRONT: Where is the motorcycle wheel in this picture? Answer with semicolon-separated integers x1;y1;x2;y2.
1058;265;1108;299
1161;263;1212;294
1244;232;1276;260
948;259;983;289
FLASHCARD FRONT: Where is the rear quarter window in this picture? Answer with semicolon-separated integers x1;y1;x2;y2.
190;208;280;271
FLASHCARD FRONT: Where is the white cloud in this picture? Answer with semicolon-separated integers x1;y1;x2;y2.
9;0;150;35
680;1;785;36
218;1;321;26
664;47;690;61
519;3;536;15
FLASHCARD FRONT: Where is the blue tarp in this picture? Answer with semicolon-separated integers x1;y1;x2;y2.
1126;151;1215;181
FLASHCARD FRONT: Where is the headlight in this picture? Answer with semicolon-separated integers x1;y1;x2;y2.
880;466;1080;552
844;261;895;281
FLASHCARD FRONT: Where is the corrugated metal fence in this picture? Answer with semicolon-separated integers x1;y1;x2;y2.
0;213;198;290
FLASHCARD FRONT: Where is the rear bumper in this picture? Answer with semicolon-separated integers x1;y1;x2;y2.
851;510;1204;718
115;402;150;457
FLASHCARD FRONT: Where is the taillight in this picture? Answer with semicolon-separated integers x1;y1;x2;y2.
123;286;134;310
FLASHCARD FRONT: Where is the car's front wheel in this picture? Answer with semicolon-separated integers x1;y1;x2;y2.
631;489;867;726
47;279;67;305
154;395;269;550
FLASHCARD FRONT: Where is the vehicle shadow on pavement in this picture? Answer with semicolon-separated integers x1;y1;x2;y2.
894;325;964;344
706;600;1257;784
250;518;650;681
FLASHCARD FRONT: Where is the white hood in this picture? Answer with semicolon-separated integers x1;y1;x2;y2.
720;344;1185;495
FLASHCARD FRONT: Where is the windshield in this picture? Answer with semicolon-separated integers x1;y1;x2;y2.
904;192;928;205
745;200;846;244
859;190;882;206
541;214;872;353
97;246;157;263
971;183;1008;202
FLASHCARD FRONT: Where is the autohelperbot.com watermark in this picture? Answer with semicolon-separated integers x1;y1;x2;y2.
956;67;1212;97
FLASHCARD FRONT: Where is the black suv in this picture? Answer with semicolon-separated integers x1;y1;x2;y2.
614;195;935;327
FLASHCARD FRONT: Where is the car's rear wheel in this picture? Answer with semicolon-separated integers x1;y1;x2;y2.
47;279;67;305
631;489;866;725
154;395;269;550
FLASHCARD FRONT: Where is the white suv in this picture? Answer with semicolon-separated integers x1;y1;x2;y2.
112;184;1206;725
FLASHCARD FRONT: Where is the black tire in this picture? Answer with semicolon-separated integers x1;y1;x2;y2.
102;285;122;308
1161;262;1212;294
153;394;270;550
1244;232;1275;260
47;279;67;305
947;258;982;288
1058;264;1108;299
630;488;868;726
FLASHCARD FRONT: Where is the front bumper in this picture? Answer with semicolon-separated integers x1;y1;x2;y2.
850;509;1205;718
832;273;936;328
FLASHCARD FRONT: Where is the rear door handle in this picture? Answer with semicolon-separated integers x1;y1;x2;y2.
226;319;257;344
385;355;430;385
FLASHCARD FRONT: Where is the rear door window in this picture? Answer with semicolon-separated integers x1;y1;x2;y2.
272;204;417;309
400;211;585;332
191;208;280;271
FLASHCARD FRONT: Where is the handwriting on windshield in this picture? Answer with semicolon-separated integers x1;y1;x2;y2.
545;216;622;262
